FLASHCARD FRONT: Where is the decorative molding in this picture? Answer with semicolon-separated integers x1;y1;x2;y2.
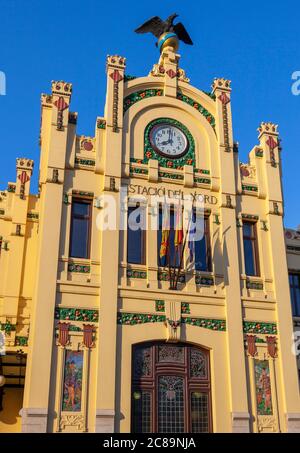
182;317;226;332
0;321;16;333
55;307;99;323
27;212;39;220
243;321;277;335
130;166;148;176
246;335;257;357
75;157;95;167
155;300;165;312
124;74;137;82
242;214;259;221
110;68;124;132
59;414;85;431
217;91;231;152
159;171;184;181
7;184;16;193
181;303;190;314
117;313;166;325
177;91;216;130
195;275;214;286
242;184;258;193
126;269;147;279
97;118;106;130
68;263;91;273
72;190;94;198
123;89;163;114
246;281;264;290
158;270;185;283
194;168;210;175
194;177;211;185
15;336;29;346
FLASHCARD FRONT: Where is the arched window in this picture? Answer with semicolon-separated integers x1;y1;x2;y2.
131;342;212;433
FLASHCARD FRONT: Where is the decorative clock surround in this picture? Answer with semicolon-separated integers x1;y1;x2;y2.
144;118;195;168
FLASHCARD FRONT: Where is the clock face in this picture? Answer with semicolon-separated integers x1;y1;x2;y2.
150;123;189;158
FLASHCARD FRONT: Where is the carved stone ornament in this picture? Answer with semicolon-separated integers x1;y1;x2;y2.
257;416;277;433
59;414;85;431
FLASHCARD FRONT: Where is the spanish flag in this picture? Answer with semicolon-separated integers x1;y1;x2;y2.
160;202;170;259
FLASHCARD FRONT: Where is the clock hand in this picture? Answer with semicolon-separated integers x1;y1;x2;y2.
168;128;173;145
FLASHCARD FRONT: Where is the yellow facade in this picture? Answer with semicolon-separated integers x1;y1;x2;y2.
0;46;300;433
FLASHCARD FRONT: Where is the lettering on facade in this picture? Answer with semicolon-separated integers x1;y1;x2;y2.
127;183;218;205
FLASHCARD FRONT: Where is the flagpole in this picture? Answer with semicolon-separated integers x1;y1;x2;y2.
173;198;195;290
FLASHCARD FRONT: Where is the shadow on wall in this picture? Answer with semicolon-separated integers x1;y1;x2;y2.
0;388;23;432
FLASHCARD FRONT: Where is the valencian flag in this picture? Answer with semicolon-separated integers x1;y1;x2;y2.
188;209;196;262
160;201;170;259
174;199;183;250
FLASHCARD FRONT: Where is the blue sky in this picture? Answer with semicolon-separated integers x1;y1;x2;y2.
1;0;299;228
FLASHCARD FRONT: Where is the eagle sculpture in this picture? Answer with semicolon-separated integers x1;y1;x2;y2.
135;13;193;47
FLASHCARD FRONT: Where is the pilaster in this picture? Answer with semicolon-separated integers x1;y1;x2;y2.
22;81;72;431
95;55;126;432
1;159;34;326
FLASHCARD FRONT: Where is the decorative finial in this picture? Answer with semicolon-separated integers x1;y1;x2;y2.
135;13;193;53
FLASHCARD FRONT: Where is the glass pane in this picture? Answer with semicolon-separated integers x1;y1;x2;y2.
127;207;145;264
295;288;300;317
132;390;152;433
243;223;253;238
191;392;209;433
190;348;207;379
133;346;152;379
244;239;256;276
72;201;89;217
158;345;184;364
195;237;208;271
70;217;89;258
158;376;185;433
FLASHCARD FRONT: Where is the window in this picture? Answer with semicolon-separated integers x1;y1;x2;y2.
195;217;212;272
157;208;212;271
289;273;300;317
127;206;146;265
69;199;92;259
243;221;260;277
157;208;178;267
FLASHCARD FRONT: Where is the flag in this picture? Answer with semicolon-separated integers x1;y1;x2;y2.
160;202;170;259
174;199;183;248
188;209;196;262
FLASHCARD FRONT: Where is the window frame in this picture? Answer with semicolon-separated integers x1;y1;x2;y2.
242;220;260;277
127;204;146;265
289;272;300;317
194;214;212;273
69;197;92;260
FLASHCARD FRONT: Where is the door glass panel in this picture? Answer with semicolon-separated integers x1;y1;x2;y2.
158;345;184;364
158;375;184;433
191;392;209;433
132;390;152;433
133;346;152;379
190;348;207;379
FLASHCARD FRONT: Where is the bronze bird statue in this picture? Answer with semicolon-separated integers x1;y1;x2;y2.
135;13;193;52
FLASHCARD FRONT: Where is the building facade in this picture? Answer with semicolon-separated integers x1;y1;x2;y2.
0;45;300;433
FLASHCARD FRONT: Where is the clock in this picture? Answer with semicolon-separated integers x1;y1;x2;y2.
149;122;189;158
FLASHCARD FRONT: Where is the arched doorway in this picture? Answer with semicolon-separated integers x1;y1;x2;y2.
131;342;212;433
